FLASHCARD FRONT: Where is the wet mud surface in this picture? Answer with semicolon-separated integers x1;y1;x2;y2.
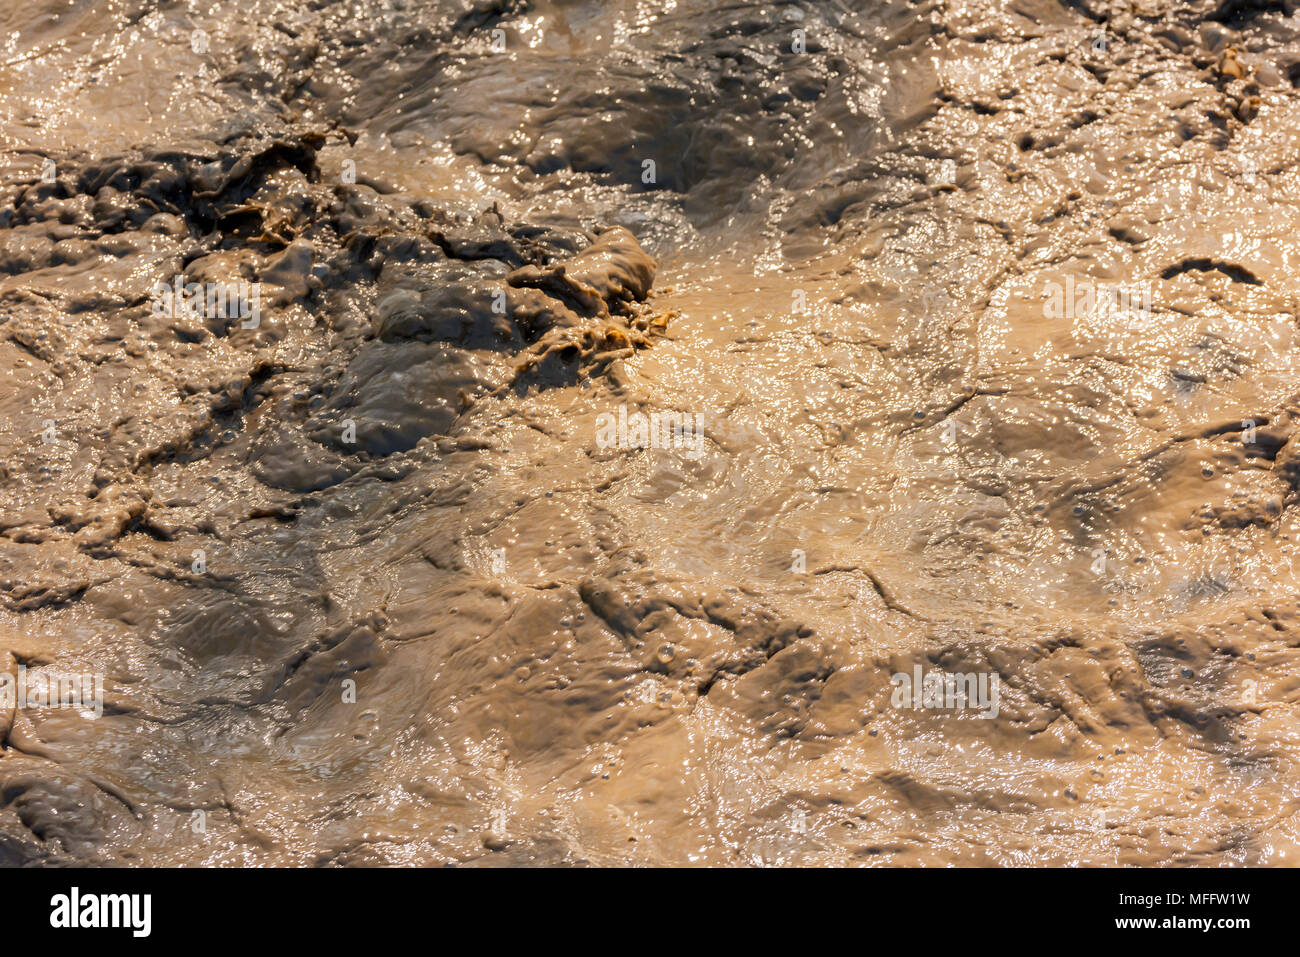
1;0;1299;865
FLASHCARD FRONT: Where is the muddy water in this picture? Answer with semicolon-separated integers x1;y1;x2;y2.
1;0;1299;866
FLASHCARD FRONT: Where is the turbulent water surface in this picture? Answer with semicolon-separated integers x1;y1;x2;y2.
1;0;1300;865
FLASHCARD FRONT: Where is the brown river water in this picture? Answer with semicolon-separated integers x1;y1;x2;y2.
0;0;1299;866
